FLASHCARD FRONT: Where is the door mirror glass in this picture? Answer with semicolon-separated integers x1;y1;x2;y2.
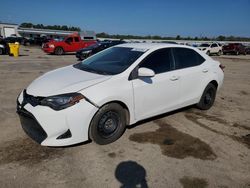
138;67;155;77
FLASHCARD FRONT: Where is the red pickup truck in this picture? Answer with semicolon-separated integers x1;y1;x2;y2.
42;33;96;55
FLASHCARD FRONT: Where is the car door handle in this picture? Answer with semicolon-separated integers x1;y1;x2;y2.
170;76;180;81
202;69;209;73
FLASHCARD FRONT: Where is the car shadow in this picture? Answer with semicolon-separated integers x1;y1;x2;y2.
50;106;194;148
115;160;148;188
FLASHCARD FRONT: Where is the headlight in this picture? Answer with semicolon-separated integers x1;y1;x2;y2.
40;93;85;110
49;44;55;48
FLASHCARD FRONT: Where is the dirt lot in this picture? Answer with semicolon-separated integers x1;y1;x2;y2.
0;46;250;188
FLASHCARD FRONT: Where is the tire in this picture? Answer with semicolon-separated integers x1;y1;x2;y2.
0;48;3;55
79;53;87;61
206;51;210;56
235;51;239;55
54;47;64;55
89;103;126;145
196;83;217;110
217;50;222;56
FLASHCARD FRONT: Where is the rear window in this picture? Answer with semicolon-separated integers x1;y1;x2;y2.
173;48;205;69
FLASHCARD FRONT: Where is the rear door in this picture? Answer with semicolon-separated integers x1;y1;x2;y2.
172;48;207;106
132;48;180;120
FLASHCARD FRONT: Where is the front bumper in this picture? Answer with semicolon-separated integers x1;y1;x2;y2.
42;47;54;54
17;106;47;144
17;90;98;146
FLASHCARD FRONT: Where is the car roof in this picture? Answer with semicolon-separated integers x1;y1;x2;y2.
116;43;187;50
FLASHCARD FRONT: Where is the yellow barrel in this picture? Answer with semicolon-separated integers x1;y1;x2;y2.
8;42;20;57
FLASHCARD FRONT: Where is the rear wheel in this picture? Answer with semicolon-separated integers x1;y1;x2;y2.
89;103;126;145
197;83;217;110
217;50;222;56
54;47;64;55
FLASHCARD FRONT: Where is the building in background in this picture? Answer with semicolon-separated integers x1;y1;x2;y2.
0;22;96;40
0;23;19;37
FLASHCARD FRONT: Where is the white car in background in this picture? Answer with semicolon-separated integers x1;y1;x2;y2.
17;43;224;146
198;43;222;56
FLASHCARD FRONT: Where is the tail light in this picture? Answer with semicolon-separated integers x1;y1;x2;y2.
219;64;225;72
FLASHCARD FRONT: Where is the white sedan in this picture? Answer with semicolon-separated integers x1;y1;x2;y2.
17;43;224;146
198;43;222;56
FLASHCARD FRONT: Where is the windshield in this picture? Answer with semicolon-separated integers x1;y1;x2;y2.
200;43;210;47
74;47;145;75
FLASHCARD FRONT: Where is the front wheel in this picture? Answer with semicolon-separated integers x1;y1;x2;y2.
54;47;64;55
89;103;126;145
197;83;217;110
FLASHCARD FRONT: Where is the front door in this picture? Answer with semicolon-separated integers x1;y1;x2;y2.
132;48;180;120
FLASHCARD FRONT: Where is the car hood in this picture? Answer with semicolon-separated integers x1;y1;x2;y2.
27;65;111;97
78;45;99;53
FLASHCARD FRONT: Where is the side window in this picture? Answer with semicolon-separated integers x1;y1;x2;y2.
65;37;73;43
139;48;173;74
173;48;205;69
74;37;80;42
211;43;218;48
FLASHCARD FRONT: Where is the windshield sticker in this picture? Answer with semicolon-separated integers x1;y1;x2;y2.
131;48;148;52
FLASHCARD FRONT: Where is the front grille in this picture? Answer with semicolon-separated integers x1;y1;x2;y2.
17;107;47;144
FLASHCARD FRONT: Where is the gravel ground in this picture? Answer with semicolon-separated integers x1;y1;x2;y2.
0;46;250;188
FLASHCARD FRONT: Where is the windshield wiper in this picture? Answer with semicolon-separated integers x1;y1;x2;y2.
74;64;111;75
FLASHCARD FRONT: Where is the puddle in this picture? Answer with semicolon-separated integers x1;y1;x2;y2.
179;176;208;188
108;152;116;158
129;119;216;160
0;137;64;166
185;110;250;148
240;90;248;95
234;134;250;149
185;113;224;136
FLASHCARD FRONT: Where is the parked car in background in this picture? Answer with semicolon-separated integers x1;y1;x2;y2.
42;33;96;55
222;43;246;55
0;37;9;55
76;40;125;60
3;36;31;46
17;43;224;146
198;43;222;56
245;46;250;54
0;44;7;55
31;36;53;46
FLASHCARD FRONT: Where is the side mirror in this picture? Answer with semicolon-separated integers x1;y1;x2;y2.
138;67;155;77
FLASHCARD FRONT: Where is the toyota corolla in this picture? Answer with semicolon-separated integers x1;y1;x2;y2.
17;43;224;146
